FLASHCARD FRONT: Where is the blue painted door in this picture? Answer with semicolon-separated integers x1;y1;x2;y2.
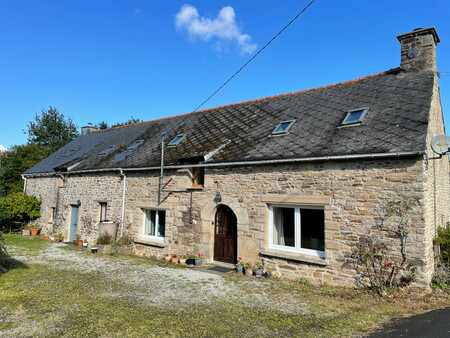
69;205;79;241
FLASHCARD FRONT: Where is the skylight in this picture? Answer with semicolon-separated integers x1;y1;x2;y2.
341;108;368;126
270;120;295;136
168;134;186;147
62;149;75;157
99;145;114;156
127;140;144;150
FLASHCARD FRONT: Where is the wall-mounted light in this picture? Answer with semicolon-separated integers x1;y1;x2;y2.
77;200;81;206
214;192;222;204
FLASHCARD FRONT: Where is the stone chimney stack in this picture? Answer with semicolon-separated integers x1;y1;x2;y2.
397;27;440;75
81;123;96;135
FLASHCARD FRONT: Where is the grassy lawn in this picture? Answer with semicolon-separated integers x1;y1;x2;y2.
0;234;449;337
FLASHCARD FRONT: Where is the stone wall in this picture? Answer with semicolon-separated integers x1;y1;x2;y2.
26;153;447;287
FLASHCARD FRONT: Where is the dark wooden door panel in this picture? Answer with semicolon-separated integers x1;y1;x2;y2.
214;205;237;263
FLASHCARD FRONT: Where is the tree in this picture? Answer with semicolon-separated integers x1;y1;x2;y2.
0;192;41;230
96;116;142;130
0;144;51;197
27;106;78;152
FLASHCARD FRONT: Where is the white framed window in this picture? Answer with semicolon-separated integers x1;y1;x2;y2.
99;202;107;222
143;209;166;240
341;107;368;126
269;120;295;136
269;205;325;258
168;134;186;147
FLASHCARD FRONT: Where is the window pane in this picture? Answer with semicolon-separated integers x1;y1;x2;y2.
345;111;363;123
157;211;165;237
144;210;156;236
300;209;324;251
273;207;295;247
274;122;290;133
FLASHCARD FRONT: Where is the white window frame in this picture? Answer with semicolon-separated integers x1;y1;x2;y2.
269;120;296;137
99;202;107;222
341;107;368;126
167;134;186;147
268;205;325;258
142;209;165;241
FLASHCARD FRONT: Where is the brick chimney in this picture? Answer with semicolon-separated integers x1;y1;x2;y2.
81;123;96;135
397;27;440;75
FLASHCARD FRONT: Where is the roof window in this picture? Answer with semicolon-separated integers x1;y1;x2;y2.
270;120;295;136
168;134;186;147
99;145;114;156
341;108;368;126
62;149;76;157
127;140;144;150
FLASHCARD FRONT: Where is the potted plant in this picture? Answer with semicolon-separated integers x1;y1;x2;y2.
74;232;83;246
29;225;40;237
171;254;179;264
96;232;113;254
82;239;88;248
179;255;187;265
264;268;273;278
54;233;64;243
115;235;133;255
236;257;245;274
254;262;264;277
195;253;204;266
164;254;172;262
186;254;196;265
245;261;254;276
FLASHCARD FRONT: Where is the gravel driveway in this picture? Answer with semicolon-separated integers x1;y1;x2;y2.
7;243;309;314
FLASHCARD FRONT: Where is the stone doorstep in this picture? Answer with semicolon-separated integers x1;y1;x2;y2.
194;261;236;276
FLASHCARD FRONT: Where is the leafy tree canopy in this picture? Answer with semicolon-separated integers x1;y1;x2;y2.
0;192;41;227
96;116;142;130
0;144;51;197
27;106;79;152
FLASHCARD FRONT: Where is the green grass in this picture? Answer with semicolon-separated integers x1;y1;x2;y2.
1;235;449;337
3;234;49;254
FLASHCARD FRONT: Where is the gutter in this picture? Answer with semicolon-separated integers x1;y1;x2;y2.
22;151;425;177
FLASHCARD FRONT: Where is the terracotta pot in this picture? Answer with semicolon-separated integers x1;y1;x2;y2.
77;241;83;246
40;235;50;240
245;269;254;276
180;258;187;265
171;257;179;264
30;229;39;236
164;255;171;262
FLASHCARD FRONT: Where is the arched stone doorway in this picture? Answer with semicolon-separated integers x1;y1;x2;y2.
214;205;237;264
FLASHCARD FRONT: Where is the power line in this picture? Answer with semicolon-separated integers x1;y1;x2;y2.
192;0;318;112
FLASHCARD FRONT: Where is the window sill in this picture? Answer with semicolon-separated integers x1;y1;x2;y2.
260;248;329;266
187;185;204;191
134;238;166;248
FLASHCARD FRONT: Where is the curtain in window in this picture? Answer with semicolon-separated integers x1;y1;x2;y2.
273;208;285;246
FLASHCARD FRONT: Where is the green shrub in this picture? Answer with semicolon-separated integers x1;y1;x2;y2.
0;232;7;273
115;235;132;246
0;193;41;229
434;225;450;265
96;232;112;245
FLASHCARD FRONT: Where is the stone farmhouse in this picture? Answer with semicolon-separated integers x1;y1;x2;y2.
24;28;449;287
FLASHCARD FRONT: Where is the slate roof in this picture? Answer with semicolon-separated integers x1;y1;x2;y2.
25;68;435;174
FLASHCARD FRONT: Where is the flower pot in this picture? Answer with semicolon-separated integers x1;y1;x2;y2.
195;259;202;266
82;242;88;247
264;272;272;278
40;235;50;240
236;265;244;273
171;257;179;264
186;258;195;265
180;258;187;265
30;229;39;236
77;241;83;247
22;230;31;237
164;255;171;262
245;269;254;276
254;269;264;278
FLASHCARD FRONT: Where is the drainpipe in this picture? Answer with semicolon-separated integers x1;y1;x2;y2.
21;174;27;193
158;131;167;205
120;169;127;238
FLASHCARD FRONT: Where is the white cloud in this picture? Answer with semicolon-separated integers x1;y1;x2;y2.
0;144;7;153
175;4;257;54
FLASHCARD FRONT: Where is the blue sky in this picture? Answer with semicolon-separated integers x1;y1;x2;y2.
0;0;449;149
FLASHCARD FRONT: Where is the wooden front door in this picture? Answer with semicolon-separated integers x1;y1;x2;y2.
214;205;237;264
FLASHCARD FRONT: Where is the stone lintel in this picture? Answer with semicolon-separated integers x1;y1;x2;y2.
260;248;329;266
261;194;331;206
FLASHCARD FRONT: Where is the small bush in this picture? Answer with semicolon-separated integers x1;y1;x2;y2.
431;264;449;291
96;232;112;245
0;193;41;230
0;232;8;273
434;225;450;265
115;235;132;246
